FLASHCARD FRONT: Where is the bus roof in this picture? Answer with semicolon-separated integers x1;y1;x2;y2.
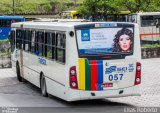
0;16;25;19
11;21;135;31
130;12;160;16
34;18;88;22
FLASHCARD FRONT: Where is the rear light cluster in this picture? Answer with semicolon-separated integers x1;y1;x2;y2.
134;62;141;85
69;66;78;89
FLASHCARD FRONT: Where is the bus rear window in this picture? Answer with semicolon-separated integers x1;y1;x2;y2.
0;19;22;27
0;20;11;27
76;27;134;59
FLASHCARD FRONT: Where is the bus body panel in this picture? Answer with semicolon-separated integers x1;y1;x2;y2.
46;77;67;101
67;85;140;101
77;58;137;91
22;50;66;88
0;28;11;40
139;26;160;41
23;52;40;87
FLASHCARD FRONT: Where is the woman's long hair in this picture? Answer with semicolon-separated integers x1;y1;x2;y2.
112;28;133;52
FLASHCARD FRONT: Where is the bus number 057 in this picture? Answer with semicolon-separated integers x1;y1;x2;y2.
108;74;123;81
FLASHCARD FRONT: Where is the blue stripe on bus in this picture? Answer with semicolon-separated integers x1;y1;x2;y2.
97;60;103;91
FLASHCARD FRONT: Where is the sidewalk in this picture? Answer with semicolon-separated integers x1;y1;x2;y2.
0;69;17;87
0;69;15;78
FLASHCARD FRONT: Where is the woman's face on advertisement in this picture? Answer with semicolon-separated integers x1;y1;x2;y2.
119;34;132;51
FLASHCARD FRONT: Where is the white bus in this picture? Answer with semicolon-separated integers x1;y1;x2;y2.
11;21;141;101
127;12;160;43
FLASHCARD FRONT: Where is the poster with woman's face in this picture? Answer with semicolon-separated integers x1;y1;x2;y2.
76;27;134;55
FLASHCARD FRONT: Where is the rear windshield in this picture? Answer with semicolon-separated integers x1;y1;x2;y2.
76;26;134;59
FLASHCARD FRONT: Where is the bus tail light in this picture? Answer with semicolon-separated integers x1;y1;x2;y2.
134;62;141;85
69;66;78;89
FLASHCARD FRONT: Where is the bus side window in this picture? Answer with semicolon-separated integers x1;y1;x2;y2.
24;30;29;51
35;31;38;54
45;32;53;59
28;30;32;52
31;31;35;53
37;31;44;56
22;30;25;50
141;16;154;27
52;32;56;59
1;20;11;27
44;32;48;57
16;29;22;49
10;30;15;52
55;32;66;63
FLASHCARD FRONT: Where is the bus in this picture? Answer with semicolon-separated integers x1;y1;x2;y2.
104;11;130;22
61;10;79;19
0;16;25;40
79;11;130;22
127;12;160;44
11;21;141;101
0;16;25;53
61;10;130;22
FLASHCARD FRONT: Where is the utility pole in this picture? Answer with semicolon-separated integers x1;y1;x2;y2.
74;0;77;7
13;0;15;15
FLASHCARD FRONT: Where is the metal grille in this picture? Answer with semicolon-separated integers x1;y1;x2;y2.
0;54;12;68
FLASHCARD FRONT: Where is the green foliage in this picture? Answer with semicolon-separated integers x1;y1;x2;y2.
43;4;52;12
76;0;160;21
117;0;160;13
0;0;84;14
141;44;160;49
77;0;120;21
0;0;160;16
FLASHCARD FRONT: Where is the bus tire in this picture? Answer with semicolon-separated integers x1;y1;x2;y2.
40;75;48;97
16;62;22;82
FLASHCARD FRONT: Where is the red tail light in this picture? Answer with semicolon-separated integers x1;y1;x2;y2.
134;62;141;85
69;66;78;89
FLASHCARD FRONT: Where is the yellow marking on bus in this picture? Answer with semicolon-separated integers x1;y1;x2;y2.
78;58;85;90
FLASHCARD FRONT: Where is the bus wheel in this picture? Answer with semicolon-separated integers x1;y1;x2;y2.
40;75;48;97
16;62;22;82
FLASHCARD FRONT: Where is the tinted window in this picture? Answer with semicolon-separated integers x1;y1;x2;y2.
0;20;11;27
141;16;154;27
31;31;35;53
16;29;22;49
37;31;44;56
55;33;66;63
10;30;15;52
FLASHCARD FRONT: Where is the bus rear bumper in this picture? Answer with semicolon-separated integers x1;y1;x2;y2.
67;85;141;101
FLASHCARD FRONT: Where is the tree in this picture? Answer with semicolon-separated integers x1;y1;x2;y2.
118;0;160;13
0;0;12;14
77;0;119;21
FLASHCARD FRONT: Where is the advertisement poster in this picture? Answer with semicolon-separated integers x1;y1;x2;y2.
76;27;134;54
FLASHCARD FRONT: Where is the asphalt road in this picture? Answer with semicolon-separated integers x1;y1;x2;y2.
0;58;160;113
